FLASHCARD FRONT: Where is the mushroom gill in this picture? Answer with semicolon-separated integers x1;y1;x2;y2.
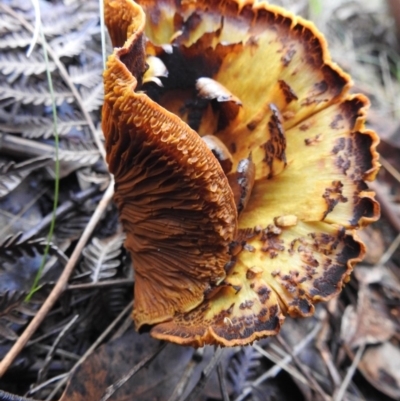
103;0;380;346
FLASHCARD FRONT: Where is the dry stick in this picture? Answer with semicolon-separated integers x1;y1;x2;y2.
182;348;225;401
217;362;230;401
0;3;105;161
276;334;330;401
269;341;329;385
100;343;168;401
0;179;115;378
235;323;322;401
333;344;366;401
67;278;134;291
380;156;400;184
29;373;69;398
167;349;204;401
37;314;79;384
253;344;311;386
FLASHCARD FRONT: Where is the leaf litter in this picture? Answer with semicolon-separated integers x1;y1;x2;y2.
0;0;400;400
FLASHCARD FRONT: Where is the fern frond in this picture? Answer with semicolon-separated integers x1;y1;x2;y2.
0;31;33;49
80;233;125;282
0;14;21;35
228;346;262;396
0;232;64;264
0;115;87;138
54;211;92;242
38;0;101;36
0;291;26;319
0;291;37;342
69;64;103;88
50;20;100;58
0;51;55;78
0;81;73;106
59;140;100;164
80;81;103;112
42;6;97;36
0;156;51;198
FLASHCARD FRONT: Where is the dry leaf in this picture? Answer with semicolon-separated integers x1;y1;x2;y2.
341;284;395;348
358;342;400;400
60;328;193;401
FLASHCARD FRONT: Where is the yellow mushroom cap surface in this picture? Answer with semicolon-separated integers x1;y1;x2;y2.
103;0;380;346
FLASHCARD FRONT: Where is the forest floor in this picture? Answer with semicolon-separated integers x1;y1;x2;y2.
0;0;399;400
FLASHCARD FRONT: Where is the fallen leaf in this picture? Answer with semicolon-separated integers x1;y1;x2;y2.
60;328;193;401
358;342;400;400
341;284;395;348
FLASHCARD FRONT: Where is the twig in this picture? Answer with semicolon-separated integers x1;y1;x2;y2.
334;344;365;401
66;278;133;291
37;314;79;384
379;232;400;265
276;334;330;401
380;155;400;184
0;179;115;378
167;349;203;401
253;344;310;386
182;348;225;401
217;362;230;401
27;373;69;398
235;323;322;401
100;343;168;401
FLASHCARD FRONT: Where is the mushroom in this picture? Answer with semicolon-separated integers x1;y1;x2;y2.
103;0;380;346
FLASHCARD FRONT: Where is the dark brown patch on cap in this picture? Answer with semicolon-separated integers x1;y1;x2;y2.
340;96;368;129
353;132;374;178
278;80;298;104
304;134;322;146
281;47;296;66
313;80;328;96
257;286;271;303
299;122;312;131
350;196;378;226
290;298;313;315
323;180;348;219
262;104;287;179
335;155;351;175
247;121;257;131
239;300;254;310
212;310;281;341
311;263;347;298
332;137;346;154
330;114;344;130
311;234;360;298
261;235;285;258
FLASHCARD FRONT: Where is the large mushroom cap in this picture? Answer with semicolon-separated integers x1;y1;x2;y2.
103;0;380;346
